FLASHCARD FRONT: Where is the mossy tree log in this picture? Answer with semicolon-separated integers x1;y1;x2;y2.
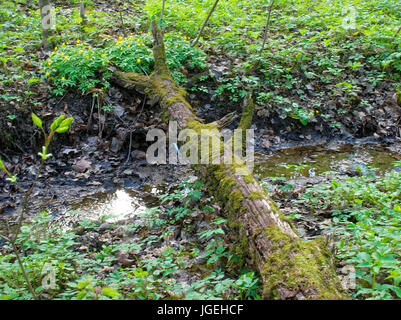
112;20;347;300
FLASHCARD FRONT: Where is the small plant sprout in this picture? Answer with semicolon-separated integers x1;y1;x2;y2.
32;113;74;161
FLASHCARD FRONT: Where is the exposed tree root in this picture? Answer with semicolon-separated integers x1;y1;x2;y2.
111;20;347;300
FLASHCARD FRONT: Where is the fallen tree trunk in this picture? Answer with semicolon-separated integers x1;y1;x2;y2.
112;21;347;300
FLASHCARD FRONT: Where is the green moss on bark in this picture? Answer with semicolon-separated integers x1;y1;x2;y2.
248;191;264;200
262;225;346;300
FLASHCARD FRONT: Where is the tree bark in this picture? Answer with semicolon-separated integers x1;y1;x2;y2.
111;20;347;300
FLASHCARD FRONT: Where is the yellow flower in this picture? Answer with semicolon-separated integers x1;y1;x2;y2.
128;36;132;40
184;36;187;40
141;43;145;46
64;56;69;60
61;76;65;81
148;31;151;35
45;72;50;76
85;55;89;59
79;50;83;53
150;52;153;55
48;61;51;65
316;110;319;114
60;52;64;56
62;42;65;46
118;36;123;40
120;47;123;50
128;44;131;48
76;39;80;44
137;58;141;63
54;46;58;51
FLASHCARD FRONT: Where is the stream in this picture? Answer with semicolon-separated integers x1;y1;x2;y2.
1;143;401;236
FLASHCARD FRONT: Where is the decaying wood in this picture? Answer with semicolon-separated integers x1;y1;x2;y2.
112;20;347;300
211;111;238;129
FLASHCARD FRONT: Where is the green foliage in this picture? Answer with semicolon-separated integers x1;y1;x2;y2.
44;43;110;96
282;103;313;126
0;177;260;300
0;213;83;300
301;169;401;299
214;76;247;102
104;33;154;74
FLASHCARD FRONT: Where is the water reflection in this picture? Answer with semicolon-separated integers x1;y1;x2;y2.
255;144;401;179
55;189;156;229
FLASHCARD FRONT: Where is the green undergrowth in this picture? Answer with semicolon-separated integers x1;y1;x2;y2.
2;0;401;129
146;0;401;126
44;31;207;95
0;179;260;300
299;166;401;299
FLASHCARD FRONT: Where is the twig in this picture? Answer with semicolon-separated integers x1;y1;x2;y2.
394;25;401;38
192;0;220;47
97;95;102;140
262;0;275;50
87;95;96;131
119;10;126;37
55;91;67;107
0;150;11;162
1;158;45;300
13;159;44;243
161;0;166;20
125;94;147;165
80;2;86;39
0;233;10;242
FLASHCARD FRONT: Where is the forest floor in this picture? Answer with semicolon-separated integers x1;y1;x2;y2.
1;0;401;299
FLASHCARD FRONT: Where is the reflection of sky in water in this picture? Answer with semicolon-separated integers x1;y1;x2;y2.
55;189;150;229
80;189;147;222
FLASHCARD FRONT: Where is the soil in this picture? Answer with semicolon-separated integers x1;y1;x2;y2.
1;49;401;297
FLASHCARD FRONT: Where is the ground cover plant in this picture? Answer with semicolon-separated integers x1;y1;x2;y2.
0;0;401;300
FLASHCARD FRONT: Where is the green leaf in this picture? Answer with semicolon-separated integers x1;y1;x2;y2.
31;113;42;128
76;280;90;290
6;175;17;183
0;156;5;170
50;114;65;131
391;286;401;298
76;290;87;300
56;126;69;134
101;287;120;298
59;117;74;128
38;146;52;161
